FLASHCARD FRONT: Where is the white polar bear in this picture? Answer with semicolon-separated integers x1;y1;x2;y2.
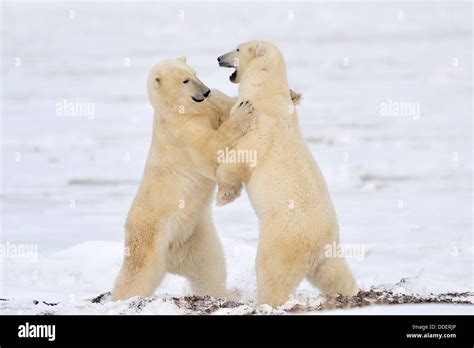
216;41;358;306
111;57;254;301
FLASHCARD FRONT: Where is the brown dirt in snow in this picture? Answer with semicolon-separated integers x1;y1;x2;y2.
90;292;111;304
87;289;473;315
286;290;473;313
9;289;467;315
171;295;243;314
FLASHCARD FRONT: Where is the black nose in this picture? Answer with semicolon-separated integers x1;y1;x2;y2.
217;56;221;62
203;89;211;98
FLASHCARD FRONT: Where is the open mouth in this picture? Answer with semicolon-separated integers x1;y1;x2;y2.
229;69;237;82
217;57;238;82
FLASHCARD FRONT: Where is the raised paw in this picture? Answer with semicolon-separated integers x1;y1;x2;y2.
216;184;242;206
238;100;255;114
232;100;255;118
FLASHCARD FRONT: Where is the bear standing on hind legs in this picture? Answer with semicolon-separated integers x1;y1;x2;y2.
217;41;358;306
111;57;254;301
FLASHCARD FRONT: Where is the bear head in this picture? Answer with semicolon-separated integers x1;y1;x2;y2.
217;41;283;83
147;57;211;114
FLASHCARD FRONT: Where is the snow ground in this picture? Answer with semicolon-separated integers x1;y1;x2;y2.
1;294;473;315
0;1;472;314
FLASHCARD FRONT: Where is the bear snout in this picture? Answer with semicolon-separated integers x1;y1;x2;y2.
217;55;233;68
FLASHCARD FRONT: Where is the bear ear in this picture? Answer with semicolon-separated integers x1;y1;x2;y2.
178;56;187;63
255;43;265;57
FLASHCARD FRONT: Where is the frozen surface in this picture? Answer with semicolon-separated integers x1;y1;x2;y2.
0;1;472;314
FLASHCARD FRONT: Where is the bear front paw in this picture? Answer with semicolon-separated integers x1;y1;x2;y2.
237;100;255;115
216;184;242;206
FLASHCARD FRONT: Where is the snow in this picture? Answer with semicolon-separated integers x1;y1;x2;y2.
1;1;472;314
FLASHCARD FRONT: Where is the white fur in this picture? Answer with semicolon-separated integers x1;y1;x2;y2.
112;59;252;301
216;41;358;306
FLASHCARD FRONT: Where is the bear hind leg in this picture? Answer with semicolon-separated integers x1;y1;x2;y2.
112;226;166;301
256;240;309;307
307;256;357;296
167;213;227;299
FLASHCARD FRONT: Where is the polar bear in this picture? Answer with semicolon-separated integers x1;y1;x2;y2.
111;57;255;301
216;41;357;306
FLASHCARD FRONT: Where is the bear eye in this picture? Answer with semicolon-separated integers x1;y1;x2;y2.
236;48;240;52
183;79;189;84
155;77;160;82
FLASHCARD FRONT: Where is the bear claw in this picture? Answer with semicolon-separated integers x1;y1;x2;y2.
216;185;242;206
